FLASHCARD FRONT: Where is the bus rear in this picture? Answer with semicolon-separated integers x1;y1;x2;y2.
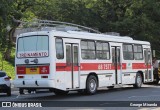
14;32;55;93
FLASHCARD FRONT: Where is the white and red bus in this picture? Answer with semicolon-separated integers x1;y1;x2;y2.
14;20;153;95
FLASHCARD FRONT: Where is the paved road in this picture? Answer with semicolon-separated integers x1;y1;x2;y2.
1;84;160;110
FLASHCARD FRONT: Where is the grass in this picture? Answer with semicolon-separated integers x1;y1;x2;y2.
0;48;15;79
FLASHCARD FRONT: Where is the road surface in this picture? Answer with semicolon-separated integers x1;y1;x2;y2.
0;84;160;110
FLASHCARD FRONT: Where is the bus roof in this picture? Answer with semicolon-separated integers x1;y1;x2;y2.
18;29;150;45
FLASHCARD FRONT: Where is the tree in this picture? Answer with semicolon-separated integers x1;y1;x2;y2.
0;0;47;60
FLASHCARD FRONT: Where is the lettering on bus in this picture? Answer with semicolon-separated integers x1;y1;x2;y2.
98;63;112;70
18;52;48;58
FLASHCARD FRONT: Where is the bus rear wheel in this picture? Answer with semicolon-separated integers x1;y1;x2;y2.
86;75;98;95
133;73;142;88
54;89;69;95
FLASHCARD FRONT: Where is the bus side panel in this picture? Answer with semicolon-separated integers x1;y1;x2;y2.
98;72;115;87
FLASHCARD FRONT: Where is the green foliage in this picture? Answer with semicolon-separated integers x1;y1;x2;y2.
0;48;15;79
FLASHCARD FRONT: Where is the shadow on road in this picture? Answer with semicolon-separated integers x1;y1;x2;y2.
16;86;154;101
144;82;160;86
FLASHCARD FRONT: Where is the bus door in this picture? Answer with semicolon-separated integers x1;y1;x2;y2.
65;43;80;89
144;48;152;81
112;46;122;84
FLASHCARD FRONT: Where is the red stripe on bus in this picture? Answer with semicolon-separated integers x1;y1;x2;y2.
132;63;151;69
56;63;79;71
56;63;127;71
56;63;66;66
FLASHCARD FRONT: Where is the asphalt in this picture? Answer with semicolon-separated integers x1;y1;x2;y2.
1;83;160;110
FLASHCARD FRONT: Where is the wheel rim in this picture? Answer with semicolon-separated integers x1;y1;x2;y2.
89;79;97;92
137;75;142;87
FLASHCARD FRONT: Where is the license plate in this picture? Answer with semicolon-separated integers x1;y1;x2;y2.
26;67;39;74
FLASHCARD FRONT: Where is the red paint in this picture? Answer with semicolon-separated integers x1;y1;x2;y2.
39;66;50;74
17;66;26;74
56;63;127;71
16;65;50;74
132;63;151;69
56;63;79;71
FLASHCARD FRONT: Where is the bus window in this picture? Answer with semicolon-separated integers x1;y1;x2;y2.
96;42;110;60
144;49;151;64
74;46;79;66
112;48;115;64
117;48;120;64
17;35;49;58
134;45;143;60
56;38;64;59
123;44;134;60
81;40;96;59
66;45;71;66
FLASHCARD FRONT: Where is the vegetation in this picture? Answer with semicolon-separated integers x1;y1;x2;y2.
0;0;160;78
0;48;15;79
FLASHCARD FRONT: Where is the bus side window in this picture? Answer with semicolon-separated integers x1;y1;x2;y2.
55;38;64;59
134;45;143;60
96;42;110;60
112;48;115;64
123;44;134;60
73;46;79;66
144;49;151;64
66;45;71;66
81;40;96;59
148;51;151;64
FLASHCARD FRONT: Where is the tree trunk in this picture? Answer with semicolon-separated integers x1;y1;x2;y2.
4;27;16;61
4;49;11;61
4;17;21;61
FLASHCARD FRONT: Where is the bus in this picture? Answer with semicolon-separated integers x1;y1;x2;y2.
14;20;153;95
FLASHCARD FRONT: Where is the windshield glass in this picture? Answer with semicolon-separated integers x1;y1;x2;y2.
17;35;49;58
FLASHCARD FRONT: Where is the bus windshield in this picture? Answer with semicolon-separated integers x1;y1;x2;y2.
17;35;49;58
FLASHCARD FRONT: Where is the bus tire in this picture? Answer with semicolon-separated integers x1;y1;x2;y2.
133;73;142;88
54;89;69;95
86;75;98;95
